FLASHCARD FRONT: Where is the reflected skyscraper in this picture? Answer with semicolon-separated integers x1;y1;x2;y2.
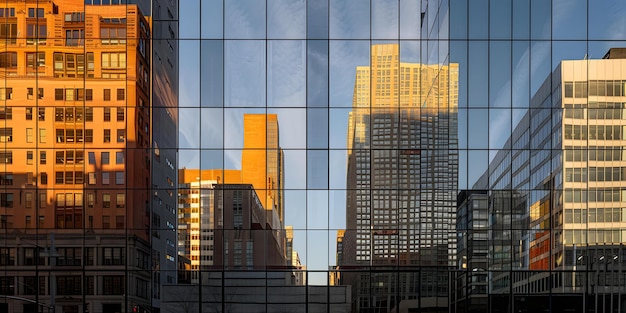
454;49;626;313
242;114;285;228
342;43;458;312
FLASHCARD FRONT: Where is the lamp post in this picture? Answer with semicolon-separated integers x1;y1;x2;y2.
608;255;618;313
575;255;584;312
594;255;604;313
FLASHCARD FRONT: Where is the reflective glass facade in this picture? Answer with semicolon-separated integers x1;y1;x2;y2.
4;0;626;313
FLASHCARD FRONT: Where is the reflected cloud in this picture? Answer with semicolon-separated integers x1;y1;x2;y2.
330;0;370;39
268;41;306;107
268;0;306;38
224;0;266;38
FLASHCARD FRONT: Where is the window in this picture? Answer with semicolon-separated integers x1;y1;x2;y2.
56;129;64;142
86;89;93;101
116;88;125;100
0;88;13;100
116;152;124;164
56;172;63;184
64;12;84;22
102;172;110;185
0;108;11;120
38;107;45;120
24;248;45;266
102;216;110;229
101;152;110;164
85;107;93;121
0;52;17;69
88;152;95;164
55;88;64;100
103;194;111;208
26;107;33;119
104;107;111;121
101;52;126;69
75;107;83;121
40;173;47;185
116;193;125;208
26;128;33;143
55;151;65;164
0;248;15;265
104;89;111;101
87;193;94;208
26;23;46;44
65;88;74;101
115;215;124;229
115;172;124;184
0;173;12;185
102;248;124;266
57;276;81;295
85;129;93;143
40;151;46;164
0;8;15;18
28;8;45;18
76;88;85;101
116;107;124;121
0;128;12;142
54;52;90;78
88;173;96;185
117;129;125;142
26;52;45;70
101;25;127;45
39;128;46;143
103;276;124;295
0;23;17;44
0;193;13;208
104;129;111;143
57;247;82;266
65;29;84;46
26;151;34;165
0;151;12;164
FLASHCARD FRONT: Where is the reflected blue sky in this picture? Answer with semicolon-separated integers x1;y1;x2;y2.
177;0;626;284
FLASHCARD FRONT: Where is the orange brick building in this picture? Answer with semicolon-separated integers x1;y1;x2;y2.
0;1;178;312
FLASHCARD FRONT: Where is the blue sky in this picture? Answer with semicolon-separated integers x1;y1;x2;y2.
177;0;626;284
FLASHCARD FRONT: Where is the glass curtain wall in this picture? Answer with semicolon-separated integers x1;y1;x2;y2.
177;0;626;312
451;0;626;312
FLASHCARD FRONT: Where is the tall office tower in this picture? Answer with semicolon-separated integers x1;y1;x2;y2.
132;0;179;307
241;114;284;228
0;1;177;312
343;43;458;312
466;50;626;311
178;169;242;283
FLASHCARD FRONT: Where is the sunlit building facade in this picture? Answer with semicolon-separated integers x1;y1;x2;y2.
0;0;177;312
242;113;284;227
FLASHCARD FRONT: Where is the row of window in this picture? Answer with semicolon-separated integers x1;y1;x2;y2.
564;81;626;98
563;125;623;140
0;86;125;102
0;188;129;210
564;167;626;182
2;106;126;123
564;207;626;224
0;275;128;296
55;128;125;143
564;147;626;162
564;107;624;119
